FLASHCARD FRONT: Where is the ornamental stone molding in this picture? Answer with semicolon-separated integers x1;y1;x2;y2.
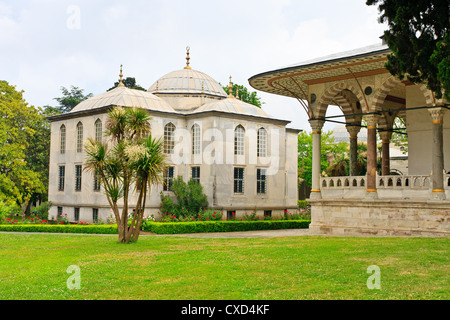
363;114;379;128
428;107;446;123
345;124;361;138
378;130;393;142
309;119;325;133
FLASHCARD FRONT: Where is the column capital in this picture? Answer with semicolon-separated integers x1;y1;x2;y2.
363;114;379;128
345;124;361;139
378;130;393;142
428;107;446;123
309;119;325;133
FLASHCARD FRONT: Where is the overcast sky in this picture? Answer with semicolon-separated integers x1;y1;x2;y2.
0;0;387;132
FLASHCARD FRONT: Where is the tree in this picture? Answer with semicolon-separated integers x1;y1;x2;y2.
0;81;46;219
367;0;449;100
108;77;146;92
54;86;93;113
84;106;167;243
297;130;349;187
222;83;263;107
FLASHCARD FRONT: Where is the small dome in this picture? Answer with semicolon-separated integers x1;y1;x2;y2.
192;97;272;118
148;68;227;98
70;86;177;114
331;124;367;142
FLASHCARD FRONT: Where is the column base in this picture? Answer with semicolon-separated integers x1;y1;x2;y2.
365;189;378;199
430;190;446;200
309;190;322;200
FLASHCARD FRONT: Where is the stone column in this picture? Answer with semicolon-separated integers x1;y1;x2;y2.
364;114;379;198
378;130;393;176
428;107;446;200
309;119;325;199
346;124;361;176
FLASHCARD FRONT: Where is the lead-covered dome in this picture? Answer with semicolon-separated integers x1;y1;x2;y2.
148;68;227;98
70;85;177;114
192;96;272;119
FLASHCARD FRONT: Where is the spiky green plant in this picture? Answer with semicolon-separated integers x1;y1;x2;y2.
84;106;167;243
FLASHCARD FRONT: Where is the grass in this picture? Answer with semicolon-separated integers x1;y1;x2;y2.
0;233;448;300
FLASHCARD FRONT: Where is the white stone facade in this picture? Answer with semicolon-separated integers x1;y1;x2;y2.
48;64;300;223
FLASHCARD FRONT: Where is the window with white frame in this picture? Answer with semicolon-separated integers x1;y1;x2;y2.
234;125;245;155
95;119;102;143
60;125;66;154
76;122;83;153
191;166;200;184
58;166;65;191
257;127;267;157
75;165;82;191
163;166;174;191
191;123;201;155
257;168;267;194
93;170;101;191
234;167;244;194
164;123;176;154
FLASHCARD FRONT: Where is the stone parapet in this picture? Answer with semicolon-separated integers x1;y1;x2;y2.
309;198;450;237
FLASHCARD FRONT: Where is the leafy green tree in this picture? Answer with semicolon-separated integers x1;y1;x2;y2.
108;77;146;92
0;81;46;219
367;0;449;100
222;83;263;107
84;106;167;243
54;86;93;113
298;130;349;187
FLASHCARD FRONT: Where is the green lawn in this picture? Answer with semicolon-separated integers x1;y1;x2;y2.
0;233;448;300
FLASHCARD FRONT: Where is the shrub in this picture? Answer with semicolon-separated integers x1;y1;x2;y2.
298;200;310;209
0;201;19;221
198;209;223;221
160;177;208;219
0;224;118;234
30;201;52;220
142;220;310;234
241;209;258;221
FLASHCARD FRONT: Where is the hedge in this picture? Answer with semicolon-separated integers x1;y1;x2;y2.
0;224;118;234
143;220;310;234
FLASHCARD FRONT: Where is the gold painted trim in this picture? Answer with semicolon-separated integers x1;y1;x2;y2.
367;189;377;192
432;120;443;124
312;131;321;134
432;189;445;193
311;189;321;192
349;136;357;140
367;125;376;130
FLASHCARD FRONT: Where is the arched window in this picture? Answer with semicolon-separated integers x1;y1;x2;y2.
257;127;267;157
60;124;66;154
76;122;83;153
95;119;102;143
234;125;245;155
164;122;176;154
191;123;201;155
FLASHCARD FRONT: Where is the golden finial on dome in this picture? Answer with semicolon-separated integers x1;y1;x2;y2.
184;46;191;69
118;64;125;87
201;81;204;93
228;75;233;97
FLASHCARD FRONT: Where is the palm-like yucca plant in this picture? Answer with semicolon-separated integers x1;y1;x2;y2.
84;106;167;243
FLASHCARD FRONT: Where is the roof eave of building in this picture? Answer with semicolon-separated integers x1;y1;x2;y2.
248;47;392;85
